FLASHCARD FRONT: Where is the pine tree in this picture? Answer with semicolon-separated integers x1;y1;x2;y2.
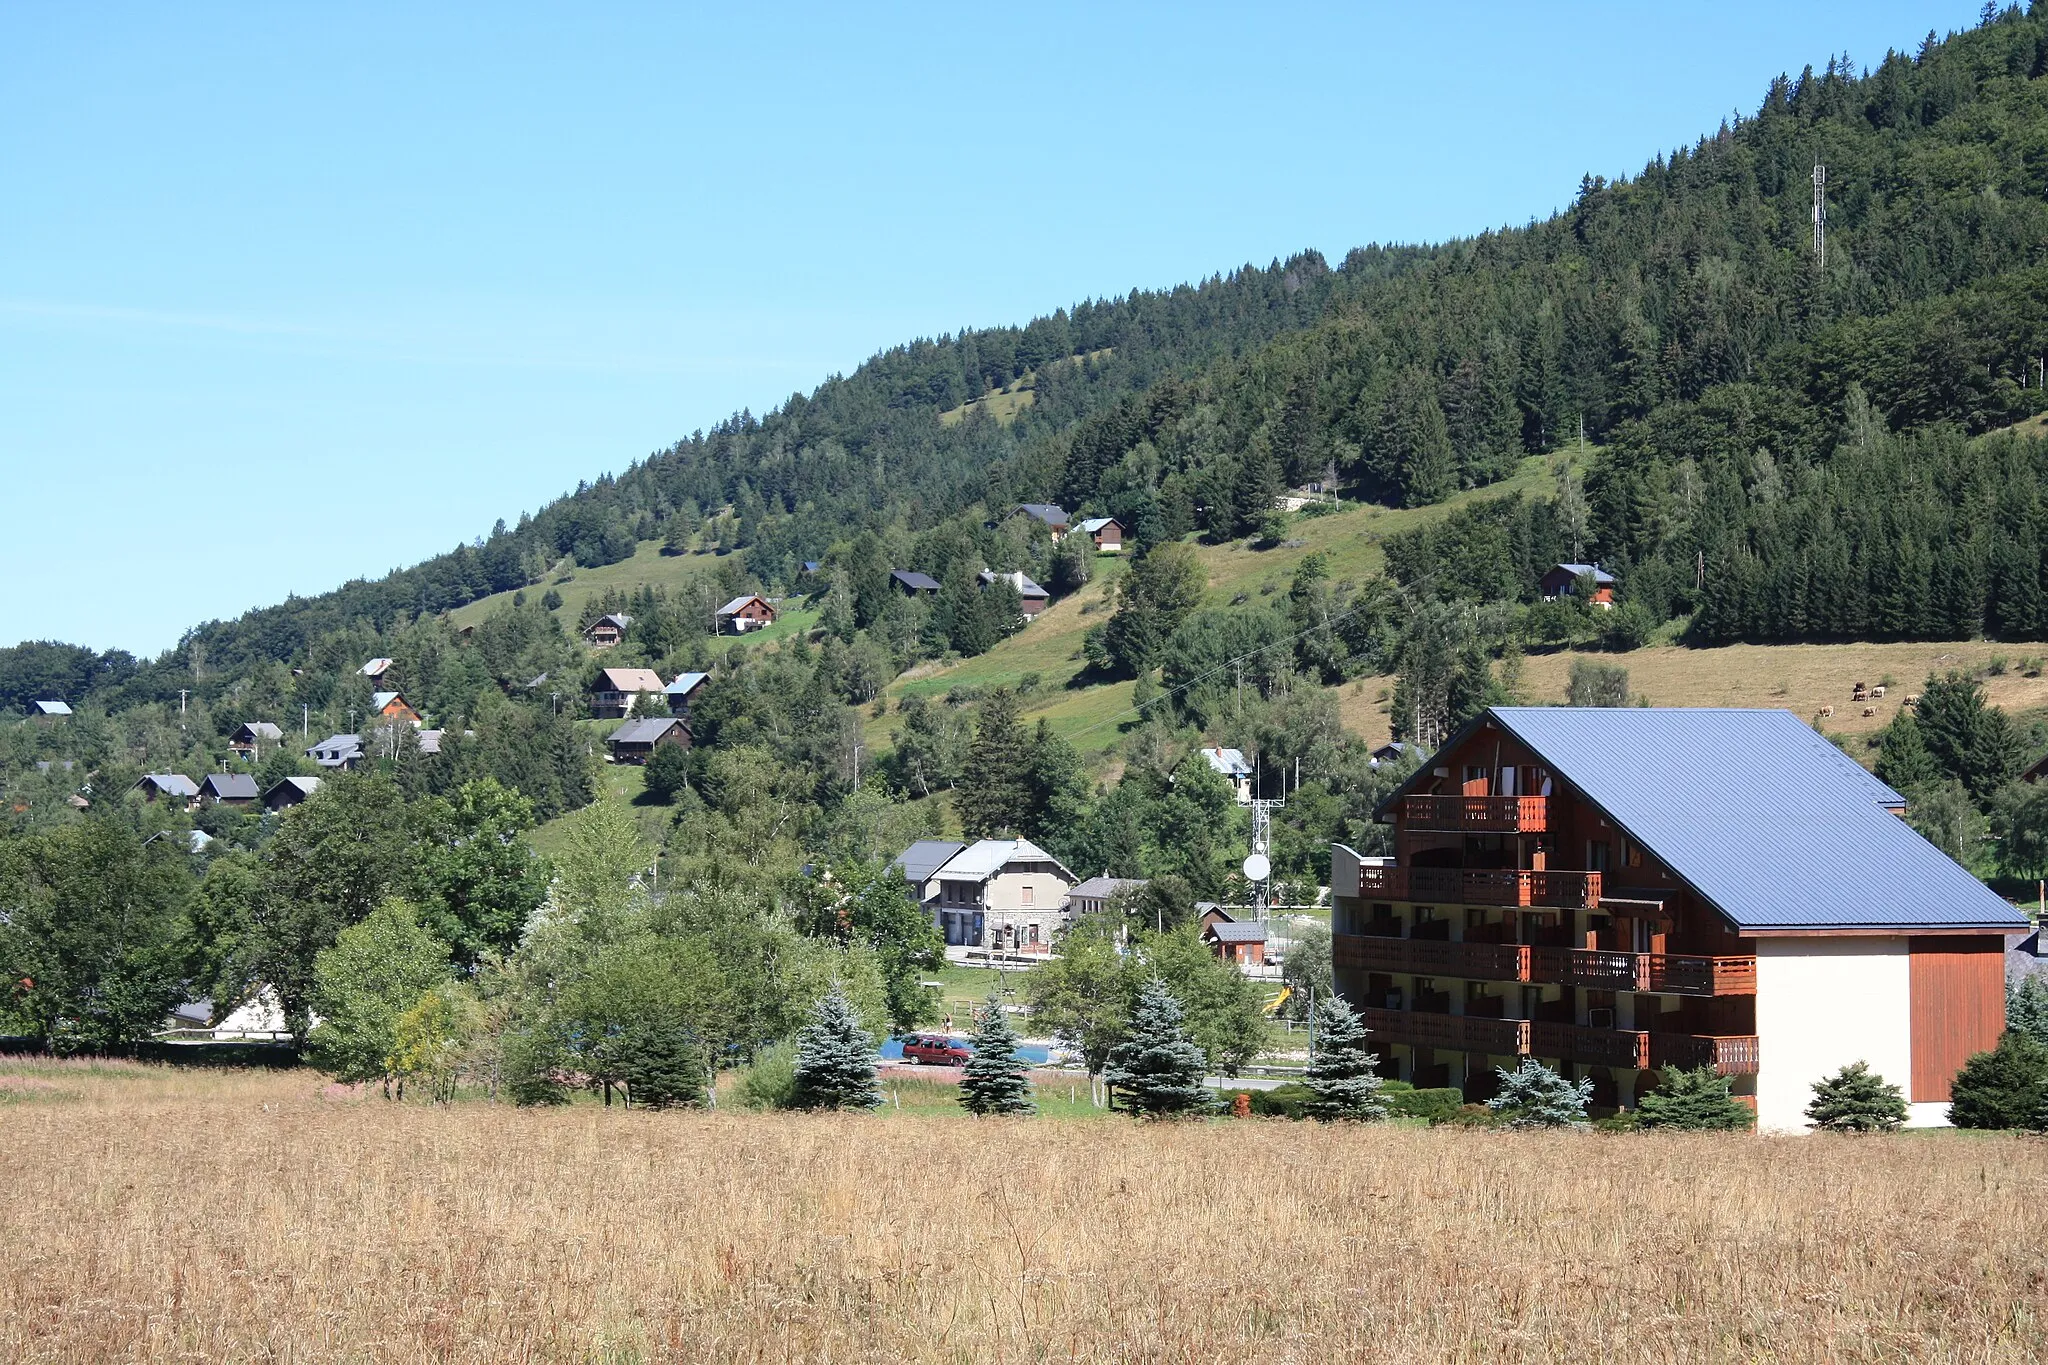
954;689;1031;837
959;995;1035;1116
615;1018;707;1110
1103;977;1212;1117
1805;1060;1908;1132
1301;995;1387;1121
1635;1065;1755;1130
790;985;882;1111
1486;1059;1593;1128
1948;1030;2048;1130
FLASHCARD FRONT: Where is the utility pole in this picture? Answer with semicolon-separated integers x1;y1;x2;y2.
346;707;357;735
302;704;309;738
1812;162;1827;267
178;689;189;715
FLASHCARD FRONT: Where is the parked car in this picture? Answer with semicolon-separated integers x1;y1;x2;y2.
901;1033;972;1065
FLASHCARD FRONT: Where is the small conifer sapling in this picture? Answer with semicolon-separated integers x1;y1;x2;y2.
791;984;882;1111
1103;977;1211;1117
1302;995;1387;1121
959;994;1036;1116
1487;1059;1592;1129
1804;1060;1907;1132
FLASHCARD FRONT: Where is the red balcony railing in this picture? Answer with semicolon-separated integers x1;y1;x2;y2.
1651;1033;1760;1075
1360;1007;1529;1057
1526;949;1759;996
1402;795;1548;834
1355;863;1601;909
1334;934;1529;983
1530;1022;1651;1069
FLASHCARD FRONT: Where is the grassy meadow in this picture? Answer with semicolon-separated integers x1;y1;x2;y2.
2;1059;2044;1362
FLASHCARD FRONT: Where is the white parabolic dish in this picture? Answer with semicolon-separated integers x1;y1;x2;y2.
1241;852;1271;882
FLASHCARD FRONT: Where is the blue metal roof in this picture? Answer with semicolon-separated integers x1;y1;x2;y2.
1469;707;2025;933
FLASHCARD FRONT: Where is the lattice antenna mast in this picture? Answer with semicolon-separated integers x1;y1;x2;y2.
1812;162;1827;266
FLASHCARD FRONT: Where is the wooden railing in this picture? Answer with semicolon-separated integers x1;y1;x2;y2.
1355;863;1600;909
1651;1034;1760;1075
1334;935;1529;983
1360;1007;1528;1057
1527;949;1759;996
1402;795;1548;834
1530;1022;1651;1069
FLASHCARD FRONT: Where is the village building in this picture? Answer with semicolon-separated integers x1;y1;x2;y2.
715;595;778;633
664;671;711;715
263;776;322;812
1328;706;2027;1132
1204;918;1269;967
977;569;1051;618
370;691;421;725
591;666;668;720
359;657;395;682
228;721;283;759
1013;503;1071;539
1370;741;1415;767
894;838;1076;954
198;773;260;807
1202;746;1254;804
1065;875;1147;919
306;734;364;770
133;774;200;805
584;613;632;648
1539;563;1617;607
1075;516;1125;552
890;570;941;598
30;700;71;719
608;715;690;764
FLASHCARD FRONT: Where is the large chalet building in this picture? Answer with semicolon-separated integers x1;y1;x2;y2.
1330;707;2025;1132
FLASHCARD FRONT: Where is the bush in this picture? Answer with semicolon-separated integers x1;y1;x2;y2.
1948;1031;2048;1130
735;1041;798;1111
1242;1083;1315;1118
502;1027;572;1107
1635;1065;1755;1131
1806;1061;1908;1133
642;743;691;804
1384;1087;1465;1124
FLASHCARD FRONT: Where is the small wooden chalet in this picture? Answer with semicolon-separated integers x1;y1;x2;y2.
1540;563;1617;607
198;773;260;807
1204;918;1269;966
890;570;941;598
306;734;364;770
664;671;711;715
263;776;323;812
133;773;199;805
592;667;668;720
715;595;777;633
1330;706;2027;1132
228;722;283;758
608;715;690;764
370;691;421;725
584;613;632;648
30;700;71;720
359;657;395;681
1076;516;1125;552
1202;746;1254;805
1013;504;1071;539
978;569;1050;617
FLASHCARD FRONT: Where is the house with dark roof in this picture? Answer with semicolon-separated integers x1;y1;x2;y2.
584;613;633;647
198;772;261;806
263;776;323;812
1013;504;1071;538
1075;516;1125;552
715;595;777;633
894;838;1075;953
1328;706;2027;1132
890;570;941;598
134;773;200;805
1369;741;1414;767
608;715;690;764
1539;562;1617;607
977;569;1050;618
1204;917;1269;967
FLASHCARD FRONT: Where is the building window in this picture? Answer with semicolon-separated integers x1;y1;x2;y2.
1020;886;1034;906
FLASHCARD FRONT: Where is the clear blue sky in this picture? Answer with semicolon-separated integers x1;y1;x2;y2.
1;2;1981;655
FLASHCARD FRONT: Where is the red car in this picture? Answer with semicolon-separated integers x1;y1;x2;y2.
901;1033;971;1065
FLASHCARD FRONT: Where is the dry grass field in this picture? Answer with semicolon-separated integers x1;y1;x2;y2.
3;1061;2046;1363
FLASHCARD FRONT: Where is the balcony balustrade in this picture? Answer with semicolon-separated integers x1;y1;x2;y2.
1527;948;1759;996
1651;1033;1761;1075
1644;955;1758;996
1359;1007;1529;1057
1402;794;1549;834
1334;934;1529;983
1530;1021;1651;1069
1355;863;1601;909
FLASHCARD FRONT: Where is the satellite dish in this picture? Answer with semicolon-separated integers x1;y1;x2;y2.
1242;852;1271;882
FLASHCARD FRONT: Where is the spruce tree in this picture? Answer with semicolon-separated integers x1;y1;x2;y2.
790;984;882;1112
1948;1031;2048;1130
1487;1059;1593;1128
959;994;1035;1116
2008;974;2048;1047
1103;977;1212;1117
1301;995;1387;1121
615;1018;707;1110
1805;1061;1908;1132
1635;1065;1755;1130
955;689;1031;837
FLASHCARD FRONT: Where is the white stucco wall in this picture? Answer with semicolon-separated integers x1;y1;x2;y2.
1754;936;1914;1134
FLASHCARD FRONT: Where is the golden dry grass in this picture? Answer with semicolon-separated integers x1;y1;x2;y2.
3;1062;2046;1362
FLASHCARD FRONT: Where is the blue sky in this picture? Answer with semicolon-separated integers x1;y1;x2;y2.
1;2;1982;654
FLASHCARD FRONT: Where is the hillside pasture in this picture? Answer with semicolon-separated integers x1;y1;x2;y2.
1;1060;2043;1362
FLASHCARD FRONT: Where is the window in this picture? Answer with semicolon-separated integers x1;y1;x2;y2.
1020;886;1034;906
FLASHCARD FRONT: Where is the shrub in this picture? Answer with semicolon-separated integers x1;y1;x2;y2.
1948;1031;2048;1130
1487;1060;1592;1128
1244;1083;1316;1118
502;1026;572;1107
1805;1061;1908;1133
735;1041;798;1111
1384;1087;1465;1124
1635;1065;1755;1131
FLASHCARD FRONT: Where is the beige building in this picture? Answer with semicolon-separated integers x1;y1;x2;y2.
894;838;1076;954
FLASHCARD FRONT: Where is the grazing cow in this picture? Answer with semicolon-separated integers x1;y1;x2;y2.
1818;705;1835;719
1862;706;1878;717
1871;685;1886;699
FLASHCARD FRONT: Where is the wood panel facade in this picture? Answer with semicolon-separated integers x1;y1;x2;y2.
1907;935;2007;1102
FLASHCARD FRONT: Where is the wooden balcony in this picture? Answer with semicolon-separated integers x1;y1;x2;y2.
1527;949;1759;996
1360;1007;1529;1057
1334;934;1529;983
1355;863;1600;909
1651;1034;1761;1076
1402;795;1548;834
1530;1022;1651;1069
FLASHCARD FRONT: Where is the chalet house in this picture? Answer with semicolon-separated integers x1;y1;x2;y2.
800;560;823;577
584;614;632;648
134;774;199;805
359;657;395;682
30;700;71;719
890;570;941;598
894;838;1076;953
2021;751;2048;784
1203;746;1254;804
416;729;445;756
307;734;364;770
370;691;421;725
1328;706;2027;1132
228;722;283;759
1076;516;1125;552
263;776;322;812
715;595;778;633
978;569;1051;618
1540;563;1617;607
608;715;690;764
592;667;668;720
1370;741;1415;767
1205;918;1269;967
198;773;260;807
1014;504;1071;540
1065;875;1147;919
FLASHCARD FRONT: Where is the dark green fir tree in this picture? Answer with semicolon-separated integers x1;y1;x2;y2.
1302;995;1387;1121
791;985;882;1112
1804;1061;1908;1132
1948;1031;2048;1131
959;994;1035;1117
1635;1065;1754;1130
615;1018;707;1110
1103;977;1211;1117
